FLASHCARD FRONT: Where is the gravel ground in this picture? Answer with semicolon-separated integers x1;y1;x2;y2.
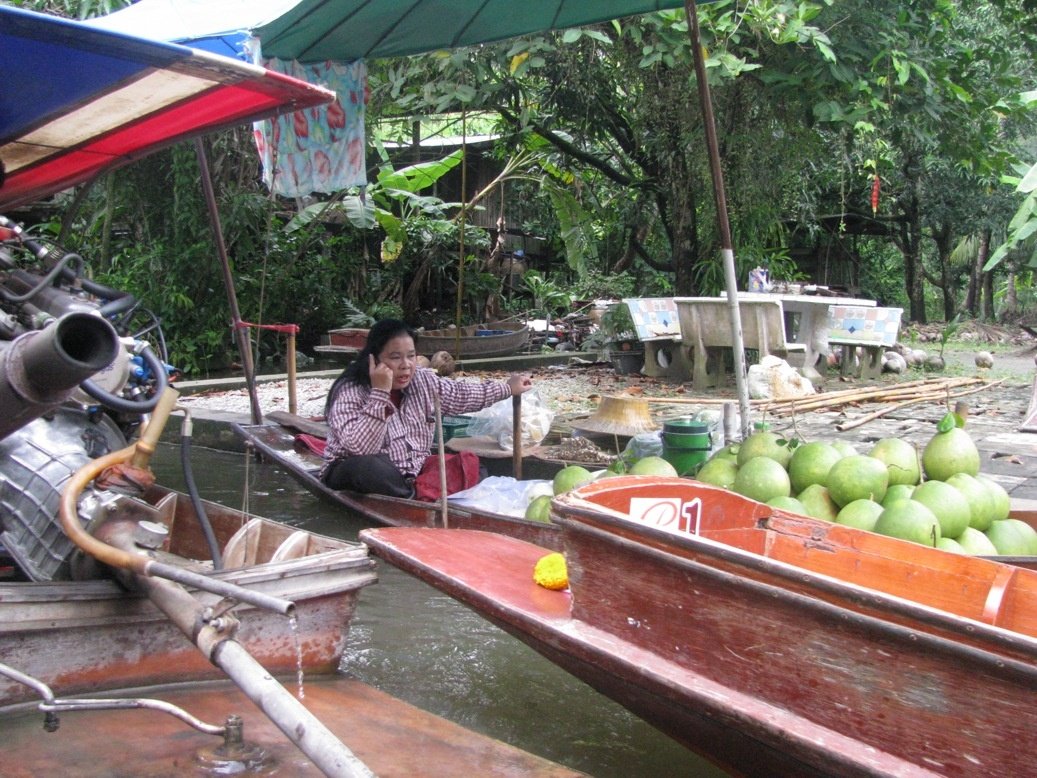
174;345;1036;432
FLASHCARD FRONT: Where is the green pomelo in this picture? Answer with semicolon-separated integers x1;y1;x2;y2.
524;494;553;523
945;472;997;531
553;465;593;495
985;519;1037;556
825;455;889;507
922;427;980;481
732;456;791;503
629;456;679;477
695;458;738;489
1001;519;1037;555
835;499;884;531
788;441;843;494
955;527;999;556
796;483;840;522
935;537;966;554
910;480;971;539
882;484;915;508
868;438;921;486
831;441;858;457
710;444;740;464
976;475;1011;522
767;495;807;515
873;500;941;547
736;431;793;469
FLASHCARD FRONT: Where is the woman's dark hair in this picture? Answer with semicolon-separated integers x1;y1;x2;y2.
324;319;419;414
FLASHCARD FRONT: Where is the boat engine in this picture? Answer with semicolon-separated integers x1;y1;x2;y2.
0;216;175;581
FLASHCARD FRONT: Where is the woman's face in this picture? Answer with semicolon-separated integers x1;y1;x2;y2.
376;334;417;390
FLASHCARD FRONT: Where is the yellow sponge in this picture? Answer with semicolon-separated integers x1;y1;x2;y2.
533;552;568;590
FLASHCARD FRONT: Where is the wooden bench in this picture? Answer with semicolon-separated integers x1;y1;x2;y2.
826;305;903;380
673;297;801;390
621;297;690;380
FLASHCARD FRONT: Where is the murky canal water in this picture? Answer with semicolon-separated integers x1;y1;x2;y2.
153;441;729;778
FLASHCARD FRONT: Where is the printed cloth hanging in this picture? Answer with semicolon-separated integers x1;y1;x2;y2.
247;39;368;197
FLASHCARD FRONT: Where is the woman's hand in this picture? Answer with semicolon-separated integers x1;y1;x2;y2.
506;372;533;396
369;354;394;392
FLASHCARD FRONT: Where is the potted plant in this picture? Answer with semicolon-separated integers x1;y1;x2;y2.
599;302;644;375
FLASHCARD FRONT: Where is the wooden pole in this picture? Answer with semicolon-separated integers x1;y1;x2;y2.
433;391;449;528
287;328;297;416
512;393;523;479
194;137;262;425
683;0;750;439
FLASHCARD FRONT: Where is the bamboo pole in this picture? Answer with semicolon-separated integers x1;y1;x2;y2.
835;380;1004;431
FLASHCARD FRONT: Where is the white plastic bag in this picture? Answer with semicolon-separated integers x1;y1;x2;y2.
448;476;552;517
466;389;554;450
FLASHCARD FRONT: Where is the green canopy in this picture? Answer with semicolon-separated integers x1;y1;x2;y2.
254;0;696;62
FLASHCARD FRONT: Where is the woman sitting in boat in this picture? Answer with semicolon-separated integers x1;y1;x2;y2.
321;318;533;497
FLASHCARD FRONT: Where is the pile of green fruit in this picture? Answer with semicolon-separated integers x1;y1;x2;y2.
524;457;679;523
695;414;1037;556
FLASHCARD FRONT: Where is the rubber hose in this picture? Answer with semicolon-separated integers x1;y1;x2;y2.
180;426;223;570
79;344;169;413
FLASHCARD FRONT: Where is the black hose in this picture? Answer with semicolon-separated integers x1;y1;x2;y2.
79;344;169;414
179;421;223;570
98;292;138;319
0;253;85;303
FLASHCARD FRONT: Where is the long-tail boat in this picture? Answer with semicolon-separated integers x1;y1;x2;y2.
361;476;1037;777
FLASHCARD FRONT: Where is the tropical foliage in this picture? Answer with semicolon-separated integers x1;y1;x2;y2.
9;0;1037;372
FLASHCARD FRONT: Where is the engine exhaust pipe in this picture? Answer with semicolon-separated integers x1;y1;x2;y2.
0;312;120;440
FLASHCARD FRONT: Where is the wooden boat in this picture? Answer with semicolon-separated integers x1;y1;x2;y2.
0;674;581;777
0;484;377;707
233;417;562;550
361;476;1037;777
417;321;531;359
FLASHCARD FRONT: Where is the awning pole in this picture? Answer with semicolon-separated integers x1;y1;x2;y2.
194;138;263;425
684;0;751;439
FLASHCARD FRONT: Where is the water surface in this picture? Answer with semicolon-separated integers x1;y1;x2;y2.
154;441;729;777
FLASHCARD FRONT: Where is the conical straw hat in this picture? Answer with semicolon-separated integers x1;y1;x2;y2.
571;395;659;436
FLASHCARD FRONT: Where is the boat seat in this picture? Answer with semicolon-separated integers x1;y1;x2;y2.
222;518;264;568
271;530;313;561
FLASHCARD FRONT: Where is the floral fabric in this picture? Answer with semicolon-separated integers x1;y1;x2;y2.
247;40;368;197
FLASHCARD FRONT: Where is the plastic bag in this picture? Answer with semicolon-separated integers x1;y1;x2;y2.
466;389;554;450
748;267;771;292
448;476;552;518
622;431;663;461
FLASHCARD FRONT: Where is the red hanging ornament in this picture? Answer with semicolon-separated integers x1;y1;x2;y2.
871;174;881;214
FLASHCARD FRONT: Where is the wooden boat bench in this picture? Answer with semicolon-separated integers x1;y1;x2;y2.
826;304;903;380
621;297;690;380
674;297;801;390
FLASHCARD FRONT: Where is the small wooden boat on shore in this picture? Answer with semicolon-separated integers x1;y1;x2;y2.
233;417;563;549
1;484;377;707
417;321;531;359
361;476;1037;777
